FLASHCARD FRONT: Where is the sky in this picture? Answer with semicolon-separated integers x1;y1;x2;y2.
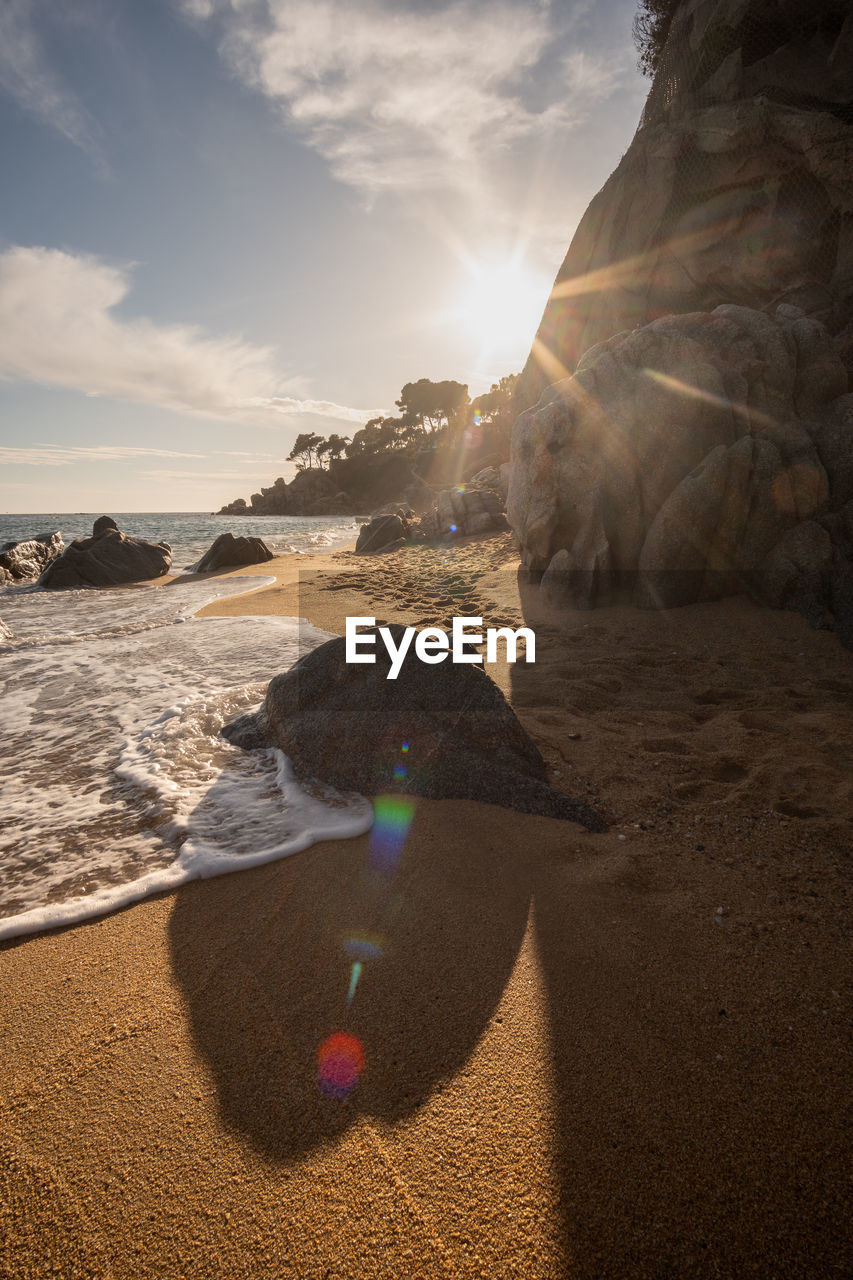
0;0;647;513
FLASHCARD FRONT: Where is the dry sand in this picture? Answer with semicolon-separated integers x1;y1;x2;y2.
1;533;850;1278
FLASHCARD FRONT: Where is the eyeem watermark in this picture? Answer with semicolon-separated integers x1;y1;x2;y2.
345;616;536;680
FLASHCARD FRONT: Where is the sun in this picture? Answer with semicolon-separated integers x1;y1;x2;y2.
452;256;551;367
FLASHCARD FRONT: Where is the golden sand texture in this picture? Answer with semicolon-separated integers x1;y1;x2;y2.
2;532;851;1278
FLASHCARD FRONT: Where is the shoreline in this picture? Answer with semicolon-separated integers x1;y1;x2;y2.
1;531;850;1278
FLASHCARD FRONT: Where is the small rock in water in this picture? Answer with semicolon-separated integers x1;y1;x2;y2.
191;532;274;572
40;526;171;590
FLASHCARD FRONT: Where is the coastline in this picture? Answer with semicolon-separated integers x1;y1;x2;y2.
2;533;850;1278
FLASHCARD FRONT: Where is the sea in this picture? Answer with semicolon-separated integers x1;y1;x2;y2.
0;513;373;943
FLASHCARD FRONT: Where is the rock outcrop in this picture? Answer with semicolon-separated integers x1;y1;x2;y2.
220;469;353;517
508;304;853;640
416;484;508;540
191;532;274;572
40;527;172;589
221;626;605;831
0;531;64;582
92;515;119;536
518;0;853;409
355;513;410;555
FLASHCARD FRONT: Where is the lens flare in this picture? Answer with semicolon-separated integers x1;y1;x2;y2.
343;931;386;962
346;961;363;1007
369;794;416;872
317;1031;365;1099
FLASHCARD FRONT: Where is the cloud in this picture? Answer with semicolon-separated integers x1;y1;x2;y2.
182;0;625;198
0;445;204;468
138;469;280;482
0;246;378;426
0;0;106;168
256;396;386;423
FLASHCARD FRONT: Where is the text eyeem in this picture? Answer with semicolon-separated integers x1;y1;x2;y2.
345;616;536;680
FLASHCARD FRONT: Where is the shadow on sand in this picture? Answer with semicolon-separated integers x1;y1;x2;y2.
168;797;532;1161
169;578;847;1275
510;574;849;1277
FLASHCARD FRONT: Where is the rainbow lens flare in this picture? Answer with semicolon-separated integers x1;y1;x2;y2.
369;794;415;872
343;931;386;962
317;1031;365;1099
346;961;363;1006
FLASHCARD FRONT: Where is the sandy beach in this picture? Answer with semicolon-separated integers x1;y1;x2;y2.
1;533;850;1279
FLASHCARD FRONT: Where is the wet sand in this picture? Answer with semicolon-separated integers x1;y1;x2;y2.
1;532;850;1278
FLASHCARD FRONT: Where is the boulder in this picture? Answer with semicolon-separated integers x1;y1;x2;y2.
370;502;415;520
40;528;172;589
355;513;409;555
92;515;119;536
508;306;853;641
0;531;64;581
417;486;508;540
469;466;501;491
517;0;853;411
192;532;274;573
221;626;605;831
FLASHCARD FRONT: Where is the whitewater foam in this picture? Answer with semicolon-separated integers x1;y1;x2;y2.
0;576;372;942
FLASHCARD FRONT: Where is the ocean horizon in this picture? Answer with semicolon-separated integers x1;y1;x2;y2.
0;511;361;572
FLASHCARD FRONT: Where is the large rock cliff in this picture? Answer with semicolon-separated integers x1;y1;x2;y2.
517;0;853;406
509;0;853;641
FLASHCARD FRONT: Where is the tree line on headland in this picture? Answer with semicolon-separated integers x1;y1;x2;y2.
218;374;519;517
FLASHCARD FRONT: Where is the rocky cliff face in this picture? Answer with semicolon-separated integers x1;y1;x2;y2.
517;0;853;407
508;303;853;639
508;0;853;642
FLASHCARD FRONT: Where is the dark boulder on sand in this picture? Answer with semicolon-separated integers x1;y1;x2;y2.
40;527;172;589
192;532;274;572
0;531;64;582
222;625;605;831
92;515;119;536
355;513;409;555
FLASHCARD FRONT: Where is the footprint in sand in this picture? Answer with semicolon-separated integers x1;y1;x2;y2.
737;710;782;732
693;688;742;705
815;678;853;695
709;758;749;784
689;707;718;724
640;737;690;755
774;800;820;819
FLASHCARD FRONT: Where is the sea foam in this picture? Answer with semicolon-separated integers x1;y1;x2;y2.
0;577;372;942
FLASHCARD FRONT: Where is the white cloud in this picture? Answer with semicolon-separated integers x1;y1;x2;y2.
138;468;280;482
0;1;105;168
0;445;203;468
184;0;623;198
256;396;386;422
0;246;378;426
